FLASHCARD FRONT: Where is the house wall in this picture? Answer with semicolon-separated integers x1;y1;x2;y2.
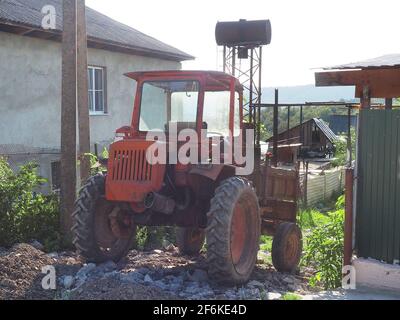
0;31;181;189
0;31;181;150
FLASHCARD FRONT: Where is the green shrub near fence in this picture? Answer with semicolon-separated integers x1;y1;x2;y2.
302;195;345;290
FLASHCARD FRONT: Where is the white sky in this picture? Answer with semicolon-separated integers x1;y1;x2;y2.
86;0;400;87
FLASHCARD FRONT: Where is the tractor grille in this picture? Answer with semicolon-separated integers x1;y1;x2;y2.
111;149;152;182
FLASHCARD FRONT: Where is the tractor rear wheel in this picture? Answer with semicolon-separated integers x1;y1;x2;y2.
176;228;206;256
72;174;136;263
272;222;302;273
207;177;260;285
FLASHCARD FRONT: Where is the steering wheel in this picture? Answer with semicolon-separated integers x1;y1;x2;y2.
207;132;224;137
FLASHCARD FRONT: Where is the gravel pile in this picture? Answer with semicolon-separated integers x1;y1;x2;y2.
0;243;313;300
0;244;60;300
59;247;311;300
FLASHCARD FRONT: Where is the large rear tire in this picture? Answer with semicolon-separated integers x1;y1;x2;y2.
206;177;260;285
176;228;205;256
72;174;136;263
272;222;302;273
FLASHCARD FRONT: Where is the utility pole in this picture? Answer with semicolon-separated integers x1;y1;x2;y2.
61;0;90;240
61;0;77;240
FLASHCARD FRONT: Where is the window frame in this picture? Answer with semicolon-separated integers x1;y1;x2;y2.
88;65;108;115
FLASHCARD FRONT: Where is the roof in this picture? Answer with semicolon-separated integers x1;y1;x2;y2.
267;118;339;144
125;70;235;80
313;118;339;143
0;0;194;62
315;54;400;98
324;54;400;70
125;70;243;90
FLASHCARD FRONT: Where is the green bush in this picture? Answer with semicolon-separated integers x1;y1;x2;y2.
84;147;109;176
332;128;356;167
302;195;345;290
134;226;176;251
0;158;61;252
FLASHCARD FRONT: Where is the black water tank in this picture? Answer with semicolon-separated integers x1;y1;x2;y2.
215;19;272;46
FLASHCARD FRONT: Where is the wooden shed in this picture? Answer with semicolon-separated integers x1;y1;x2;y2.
267;118;338;158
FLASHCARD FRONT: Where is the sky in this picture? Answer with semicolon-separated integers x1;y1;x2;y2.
86;0;400;87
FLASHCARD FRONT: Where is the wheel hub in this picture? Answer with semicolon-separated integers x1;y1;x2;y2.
95;198;133;249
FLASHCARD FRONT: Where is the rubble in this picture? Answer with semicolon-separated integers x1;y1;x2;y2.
0;243;314;300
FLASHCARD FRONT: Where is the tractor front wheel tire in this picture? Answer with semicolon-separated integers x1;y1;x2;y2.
206;177;260;285
272;222;302;273
72;174;136;263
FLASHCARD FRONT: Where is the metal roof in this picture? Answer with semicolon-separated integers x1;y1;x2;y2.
324;54;400;70
313;118;339;143
0;0;194;62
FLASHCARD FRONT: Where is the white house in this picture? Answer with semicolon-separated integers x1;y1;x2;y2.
0;0;193;190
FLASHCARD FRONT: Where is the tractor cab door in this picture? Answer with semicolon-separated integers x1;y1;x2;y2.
201;86;242;163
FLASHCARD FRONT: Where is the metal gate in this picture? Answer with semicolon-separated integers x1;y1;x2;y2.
356;109;400;264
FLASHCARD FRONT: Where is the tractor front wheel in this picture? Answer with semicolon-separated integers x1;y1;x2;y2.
72;174;136;263
206;177;260;285
176;228;205;256
272;222;302;273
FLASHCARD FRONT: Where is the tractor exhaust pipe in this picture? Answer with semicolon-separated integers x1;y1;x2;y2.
144;192;175;215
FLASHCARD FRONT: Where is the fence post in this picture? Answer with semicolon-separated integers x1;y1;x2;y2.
304;161;309;206
344;167;354;267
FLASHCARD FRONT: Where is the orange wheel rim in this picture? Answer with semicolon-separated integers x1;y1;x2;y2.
94;198;133;253
285;232;299;265
231;202;247;265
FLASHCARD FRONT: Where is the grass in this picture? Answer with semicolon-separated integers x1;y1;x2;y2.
259;235;273;265
281;293;303;300
297;208;330;230
260;235;273;251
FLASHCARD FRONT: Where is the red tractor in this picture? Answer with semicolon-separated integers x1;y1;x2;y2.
72;70;302;285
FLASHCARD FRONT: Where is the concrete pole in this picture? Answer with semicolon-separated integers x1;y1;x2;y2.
61;0;77;240
77;0;91;184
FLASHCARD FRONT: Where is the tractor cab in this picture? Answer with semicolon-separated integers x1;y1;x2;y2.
124;70;243;139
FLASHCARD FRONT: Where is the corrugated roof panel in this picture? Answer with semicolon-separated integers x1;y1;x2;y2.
313;118;339;143
324;54;400;70
0;0;194;61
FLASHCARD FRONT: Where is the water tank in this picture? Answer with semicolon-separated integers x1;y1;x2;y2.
215;19;272;46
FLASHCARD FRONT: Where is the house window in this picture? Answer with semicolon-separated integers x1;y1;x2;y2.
88;66;107;114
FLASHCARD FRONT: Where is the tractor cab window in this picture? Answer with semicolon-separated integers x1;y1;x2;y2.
203;91;240;137
139;80;199;132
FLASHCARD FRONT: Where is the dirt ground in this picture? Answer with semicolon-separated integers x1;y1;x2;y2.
0;243;316;301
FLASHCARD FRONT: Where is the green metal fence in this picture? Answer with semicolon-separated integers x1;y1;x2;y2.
356;109;400;264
